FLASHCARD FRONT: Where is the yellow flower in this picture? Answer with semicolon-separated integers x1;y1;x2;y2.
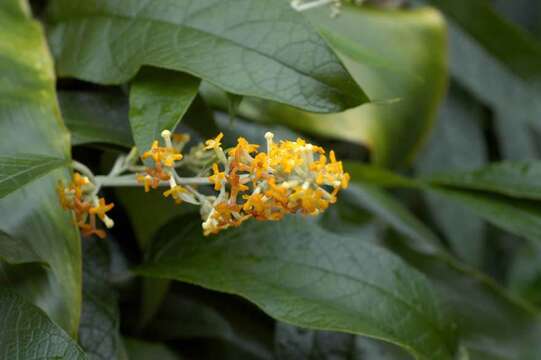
163;185;187;204
89;197;115;221
208;163;226;191
204;132;224;150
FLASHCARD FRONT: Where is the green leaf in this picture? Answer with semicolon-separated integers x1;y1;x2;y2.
274;323;411;360
137;215;458;360
424;0;541;83
79;237;123;360
424;0;541;160
274;323;355;360
145;292;273;359
429;188;541;245
0;154;67;199
343;185;442;255
389;235;541;360
0;0;81;335
129;67;200;153
124;338;180;360
0;289;86;359
428;161;541;200
203;5;447;167
59;90;133;148
415;84;487;265
46;0;367;113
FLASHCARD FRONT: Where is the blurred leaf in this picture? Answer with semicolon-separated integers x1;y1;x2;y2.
46;0;367;113
343;185;442;255
424;0;541;82
114;187;197;329
0;0;81;335
389;236;541;360
124;338;179;360
203;5;447;167
0;154;67;199
0;289;86;359
129;67;200;153
430;188;541;245
79;237;123;360
274;323;355;360
274;323;412;360
137;215;458;360
423;0;541;160
146;293;273;360
508;242;541;306
59;90;133;148
428;161;541;200
415;84;487;265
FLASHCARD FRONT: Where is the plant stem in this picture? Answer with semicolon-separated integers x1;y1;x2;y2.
95;175;211;187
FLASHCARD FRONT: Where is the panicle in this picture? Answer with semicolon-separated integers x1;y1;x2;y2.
201;132;350;235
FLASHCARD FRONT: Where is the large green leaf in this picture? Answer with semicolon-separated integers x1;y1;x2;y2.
203;5;447;167
79;237;124;360
428;161;541;200
129;67;200;153
0;0;81;335
46;0;367;113
0;289;86;359
137;215;458;360
59;89;133;148
0;154;67;199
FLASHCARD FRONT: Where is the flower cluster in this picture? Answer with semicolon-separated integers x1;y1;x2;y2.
201;132;350;235
58;130;349;238
57;173;114;239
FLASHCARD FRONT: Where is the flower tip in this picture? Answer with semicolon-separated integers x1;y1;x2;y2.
264;132;274;140
161;129;172;139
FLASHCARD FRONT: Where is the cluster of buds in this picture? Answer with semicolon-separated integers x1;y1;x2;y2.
57;173;114;239
201;132;350;235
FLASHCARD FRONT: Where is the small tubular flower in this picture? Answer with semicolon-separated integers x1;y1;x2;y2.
57;173;114;239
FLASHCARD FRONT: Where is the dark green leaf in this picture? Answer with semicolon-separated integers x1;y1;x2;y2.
343;185;442;255
0;154;67;199
59;90;133;147
79;237;123;360
146;293;273;359
124;338;179;360
431;188;541;245
428;161;541;200
415;83;487;265
274;323;412;360
203;5;447;167
46;0;367;113
137;215;458;360
424;0;541;83
389;236;541;360
0;289;86;359
129;67;200;153
0;0;81;335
